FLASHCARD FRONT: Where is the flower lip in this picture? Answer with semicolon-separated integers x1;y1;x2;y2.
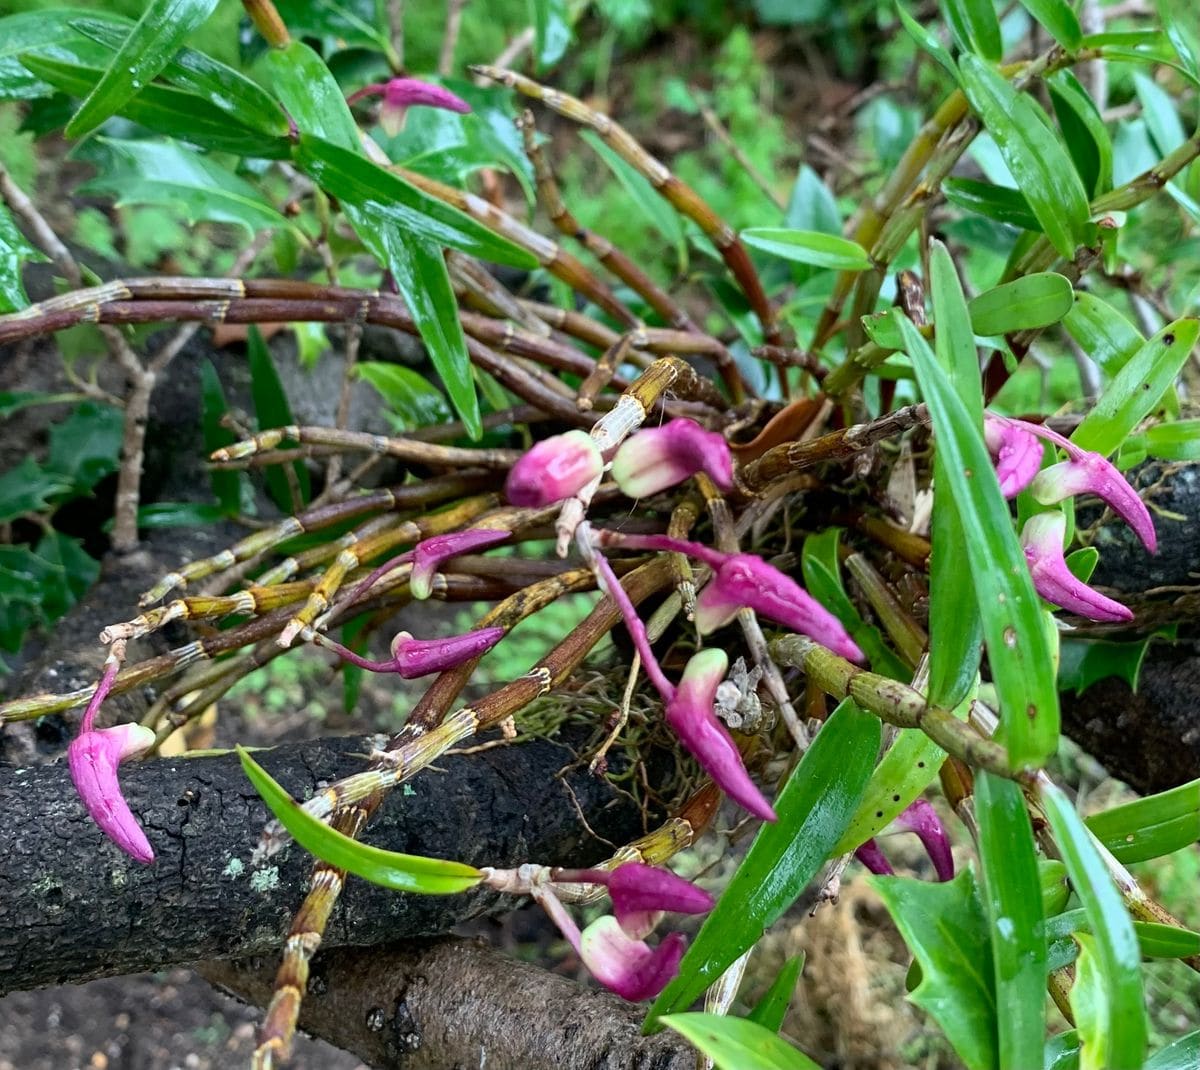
1030;454;1157;554
68;723;156;864
895;798;955;882
854;838;895;877
983;414;1043;499
505;430;603;508
1020;511;1134;622
610;418;734;499
578;916;687;1001
556;862;714;940
409;527;510;600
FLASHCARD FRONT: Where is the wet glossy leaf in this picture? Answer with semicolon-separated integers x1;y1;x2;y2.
64;0;220;138
746;955;805;1034
273;0;390;51
958;55;1092;260
968;273;1074;335
529;0;572;72
355;362;451;433
1069;933;1111;1070
647;701;880;1028
976;771;1046;1069
0;202;48;314
944;178;1040;231
82;138;289;236
1045;1031;1081;1070
1071;319;1199;456
900;317;1058;770
238;746;485;894
896;2;956;77
0;8;127;101
942;0;1003;60
1016;0;1082;51
19;54;291;158
1146;1030;1200;1070
72;16;288;136
870;869;997;1070
742;228;873;271
1084;778;1199;864
1048;71;1112;197
1063;292;1143;377
263;41;358;149
1041;782;1147;1069
661;1014;821;1070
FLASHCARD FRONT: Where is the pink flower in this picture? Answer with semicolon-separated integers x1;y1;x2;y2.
315;626;505;677
409;528;510;600
667;650;777;822
610;418;733;499
346;77;471;136
69;723;156;864
854;838;894;876
505;430;603;508
983;415;1043;498
579;916;687;1001
895;798;954;882
1020;512;1133;622
1031;452;1157;554
555;862;714;940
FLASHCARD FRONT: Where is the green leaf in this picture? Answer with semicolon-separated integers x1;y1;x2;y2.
741;228;873;271
0;457;74;524
199;359;242;515
1063;293;1144;377
1048;71;1113;197
661;1014;821;1070
957;55;1092;260
355;362;451;432
71;17;289;137
968;273;1075;335
1058;636;1153;698
19;53;291;158
34;530;99;620
1157;0;1200;78
1016;0;1082;51
247;325;310;510
273;0;391;52
976;771;1046;1070
746;955;805;1034
1084;779;1199;864
896;2;957;77
82;138;290;236
263;41;359;151
1041;782;1147;1070
0;201;48;313
928;241;984;710
529;0;572;72
0;8;124;101
647;700;880;1028
134;501;228;528
1133;72;1188;157
0;391;82;418
784;166;841;234
237;746;485;894
942;0;1003;60
1047;911;1200;961
1146;1030;1200;1070
1070;319;1199;456
46;401;124;489
900;315;1059;770
1045;1031;1081;1070
63;0;220;139
294;135;537;270
870;869;997;1070
944;178;1041;231
1140;420;1200;461
1069;933;1111;1070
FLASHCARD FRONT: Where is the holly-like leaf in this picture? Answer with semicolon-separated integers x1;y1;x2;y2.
355;362;451;432
0;201;48;313
0;458;73;524
45;401;124;490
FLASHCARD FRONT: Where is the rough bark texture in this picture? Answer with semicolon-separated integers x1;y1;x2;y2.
0;728;669;995
203;938;696;1070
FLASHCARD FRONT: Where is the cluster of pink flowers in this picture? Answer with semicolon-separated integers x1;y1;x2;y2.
984;415;1156;622
534;861;714;1000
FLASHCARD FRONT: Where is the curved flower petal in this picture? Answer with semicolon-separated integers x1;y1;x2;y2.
409;528;510;600
667;650;777;821
611;418;733;499
390;627;506;677
854;838;894;876
505;431;603;508
606;862;713;939
68;723;156;864
1020;512;1133;622
579;916;687;1001
895;798;955;882
983;415;1043;498
1030;454;1157;553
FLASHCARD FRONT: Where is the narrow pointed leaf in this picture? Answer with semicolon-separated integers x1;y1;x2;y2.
646;701;880;1028
746;954;805;1033
661;1014;821;1070
944;178;1040;230
900;315;1059;769
976;771;1046;1069
896;2;957;77
1047;910;1200;960
1016;0;1082;51
1041;782;1148;1070
1145;1030;1200;1070
968;273;1074;335
64;0;219;138
247;325;310;509
1071;319;1199;456
262;41;359;149
1069;933;1111;1070
942;0;1003;60
1084;779;1199;864
1048;71;1113;197
958;55;1092;260
1063;292;1144;377
741;228;873;271
870;869;998;1070
237;746;484;894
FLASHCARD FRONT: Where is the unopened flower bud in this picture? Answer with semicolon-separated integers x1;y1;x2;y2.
1030;453;1157;554
389;627;505;677
505;431;603;508
347;77;471;136
611;418;733;499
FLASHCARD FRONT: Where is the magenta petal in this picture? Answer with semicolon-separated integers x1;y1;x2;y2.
667;650;776;821
390;627;506;677
984;415;1043;498
894;799;955;882
607;862;714;939
1031;455;1157;553
382;77;471;113
409;528;510;600
505;430;603;508
854;838;895;876
579;916;687;1001
611;418;734;498
1020;513;1133;622
68;725;156;864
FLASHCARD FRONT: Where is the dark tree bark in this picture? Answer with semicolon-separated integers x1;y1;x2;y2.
203;938;696;1070
0;728;671;994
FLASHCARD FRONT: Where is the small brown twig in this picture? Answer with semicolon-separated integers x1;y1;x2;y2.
438;0;469;76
